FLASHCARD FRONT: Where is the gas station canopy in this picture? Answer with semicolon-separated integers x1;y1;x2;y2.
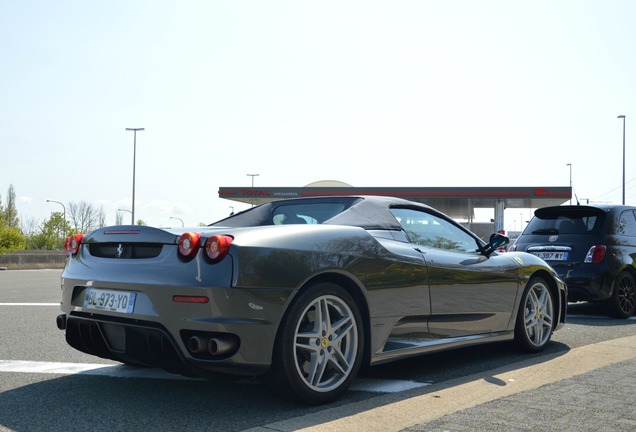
218;184;571;230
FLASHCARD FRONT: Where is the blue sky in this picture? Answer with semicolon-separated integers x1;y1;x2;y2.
1;1;635;230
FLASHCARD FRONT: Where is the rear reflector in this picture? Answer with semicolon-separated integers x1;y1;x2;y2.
173;295;209;304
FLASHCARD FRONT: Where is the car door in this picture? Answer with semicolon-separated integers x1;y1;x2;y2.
391;207;520;338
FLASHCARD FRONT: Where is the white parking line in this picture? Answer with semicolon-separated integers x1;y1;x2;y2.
0;303;59;306
350;378;430;393
0;360;201;380
0;359;429;393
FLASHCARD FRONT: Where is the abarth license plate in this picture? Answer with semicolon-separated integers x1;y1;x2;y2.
530;251;569;261
83;288;136;314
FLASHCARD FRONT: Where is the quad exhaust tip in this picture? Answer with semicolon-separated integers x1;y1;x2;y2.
187;335;238;357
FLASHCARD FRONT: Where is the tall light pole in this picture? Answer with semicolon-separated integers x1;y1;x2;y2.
117;208;132;225
126;127;145;224
170;216;184;227
46;199;66;238
566;163;572;205
618;115;626;205
246;173;259;207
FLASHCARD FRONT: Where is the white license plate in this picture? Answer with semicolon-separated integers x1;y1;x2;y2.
530;251;569;261
83;288;136;313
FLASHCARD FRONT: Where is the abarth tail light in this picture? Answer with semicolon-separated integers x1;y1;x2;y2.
204;235;233;263
584;245;606;263
178;232;201;259
64;234;84;256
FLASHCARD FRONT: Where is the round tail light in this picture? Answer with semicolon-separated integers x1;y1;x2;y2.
204;235;233;263
64;234;84;256
178;232;201;259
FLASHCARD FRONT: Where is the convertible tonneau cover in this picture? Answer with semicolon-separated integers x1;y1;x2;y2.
211;195;437;231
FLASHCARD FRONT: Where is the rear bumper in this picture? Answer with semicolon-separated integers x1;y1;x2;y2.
61;312;273;376
59;268;295;378
555;266;613;303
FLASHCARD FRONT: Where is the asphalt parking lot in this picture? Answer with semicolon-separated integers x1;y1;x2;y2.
2;269;636;432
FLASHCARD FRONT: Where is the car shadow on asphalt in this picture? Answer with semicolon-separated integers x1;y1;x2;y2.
0;371;335;432
0;339;572;432
566;301;636;327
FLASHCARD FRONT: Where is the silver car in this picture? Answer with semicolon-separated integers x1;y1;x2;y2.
57;195;566;404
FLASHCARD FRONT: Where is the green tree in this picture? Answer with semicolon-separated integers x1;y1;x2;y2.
28;212;66;250
4;184;19;228
0;226;26;253
0;192;5;227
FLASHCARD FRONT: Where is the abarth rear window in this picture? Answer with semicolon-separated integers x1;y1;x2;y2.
525;208;605;235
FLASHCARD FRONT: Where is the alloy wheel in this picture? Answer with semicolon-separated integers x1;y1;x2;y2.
523;281;554;348
293;294;359;393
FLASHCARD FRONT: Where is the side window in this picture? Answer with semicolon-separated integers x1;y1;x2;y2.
390;208;479;253
617;210;636;236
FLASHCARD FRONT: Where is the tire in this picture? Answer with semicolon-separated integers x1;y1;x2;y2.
514;277;555;353
607;271;636;319
262;282;364;404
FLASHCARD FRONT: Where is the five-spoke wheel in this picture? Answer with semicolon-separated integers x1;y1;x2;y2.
263;282;363;404
515;277;555;352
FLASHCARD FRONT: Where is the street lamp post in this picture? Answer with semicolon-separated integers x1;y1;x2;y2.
117;208;132;225
126;127;145;224
566;163;572;205
46;199;66;238
618;115;626;205
246;173;259;188
246;173;259;207
170;216;184;227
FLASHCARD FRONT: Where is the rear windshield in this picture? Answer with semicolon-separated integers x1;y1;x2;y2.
524;207;606;235
210;198;358;227
272;203;347;225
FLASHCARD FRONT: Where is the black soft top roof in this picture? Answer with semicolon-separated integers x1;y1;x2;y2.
211;195;437;230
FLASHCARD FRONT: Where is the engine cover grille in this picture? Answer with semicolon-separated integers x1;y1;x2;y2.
88;242;163;259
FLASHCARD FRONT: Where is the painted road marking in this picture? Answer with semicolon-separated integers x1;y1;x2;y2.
0;303;59;306
0;360;426;393
0;360;200;380
350;378;430;393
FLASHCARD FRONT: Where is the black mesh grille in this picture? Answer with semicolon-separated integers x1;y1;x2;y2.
65;314;194;376
88;242;163;259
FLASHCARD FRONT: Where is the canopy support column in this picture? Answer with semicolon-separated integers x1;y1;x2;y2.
494;200;505;233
